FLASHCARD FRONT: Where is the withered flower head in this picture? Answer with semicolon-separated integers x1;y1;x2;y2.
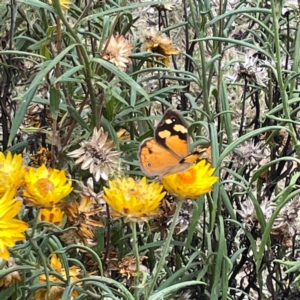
169;200;194;235
101;35;133;71
0;258;21;287
142;29;180;67
174;291;193;300
63;195;104;244
151;198;195;238
102;247;120;276
237;198;273;230
151;2;175;11
31;145;51;167
58;228;97;248
24;103;51;128
118;255;148;279
68;127;121;181
271;198;300;247
77;177;106;206
227;54;267;86
151;198;176;239
232;141;266;168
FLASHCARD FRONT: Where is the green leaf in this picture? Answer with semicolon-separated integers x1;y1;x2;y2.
50;85;60;120
17;0;54;12
217;126;287;167
211;217;226;299
52;66;84;84
9;86;38;145
149;281;204;300
92;58;150;102
184;196;205;252
9;44;78;144
67;106;90;131
7;141;29;154
101;116;120;150
0;50;45;58
195;36;273;60
28;44;78;95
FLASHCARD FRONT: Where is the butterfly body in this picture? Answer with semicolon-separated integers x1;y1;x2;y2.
138;108;201;177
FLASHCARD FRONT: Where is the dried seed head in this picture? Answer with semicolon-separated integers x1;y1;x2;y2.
233;141;266;168
226;55;267;86
68;127;122;181
271;198;300;247
101;35;133;71
237;198;274;230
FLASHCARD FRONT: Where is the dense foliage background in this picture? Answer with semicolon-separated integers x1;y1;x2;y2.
2;0;300;299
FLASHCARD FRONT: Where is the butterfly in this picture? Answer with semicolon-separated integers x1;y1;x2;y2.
138;108;210;177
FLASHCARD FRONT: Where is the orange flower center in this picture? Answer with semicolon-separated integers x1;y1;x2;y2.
35;178;55;194
177;168;196;184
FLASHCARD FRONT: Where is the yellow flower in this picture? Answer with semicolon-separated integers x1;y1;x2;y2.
0;151;25;196
36;254;80;300
23;165;73;208
39;207;65;226
103;177;165;222
39;254;80;282
49;0;72;10
0;190;28;260
161;160;218;199
142;29;180;67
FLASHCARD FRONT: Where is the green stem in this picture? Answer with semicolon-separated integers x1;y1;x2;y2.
145;199;183;298
187;0;210;115
269;0;300;155
131;222;140;300
30;207;40;238
51;0;97;128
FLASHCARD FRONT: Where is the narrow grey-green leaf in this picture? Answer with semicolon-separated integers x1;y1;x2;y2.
28;44;78;94
50;86;60;120
17;0;54;12
67;106;90;131
9;86;38;145
92;58;150;101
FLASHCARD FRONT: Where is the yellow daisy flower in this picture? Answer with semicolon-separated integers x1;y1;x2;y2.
161;160;218;199
36;254;80;300
39;207;65;226
0;189;28;260
103;177;165;222
0;151;25;196
23;165;73;208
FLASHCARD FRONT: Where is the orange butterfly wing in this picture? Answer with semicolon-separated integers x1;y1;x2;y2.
138;108;205;177
155;108;190;158
138;138;192;177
